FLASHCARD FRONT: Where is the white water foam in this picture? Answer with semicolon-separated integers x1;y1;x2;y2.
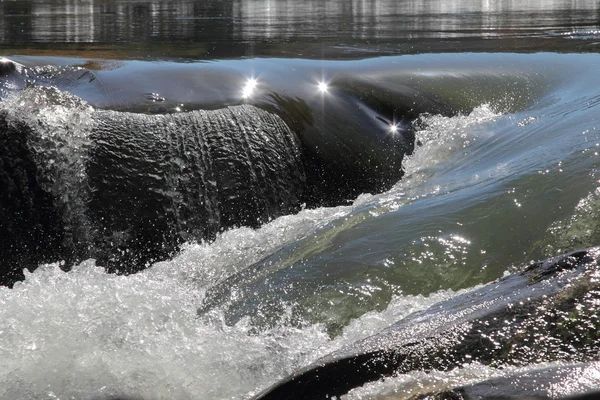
1;87;95;246
370;104;500;213
400;104;499;187
0;253;464;400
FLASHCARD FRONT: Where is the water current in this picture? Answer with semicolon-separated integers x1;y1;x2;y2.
2;1;600;399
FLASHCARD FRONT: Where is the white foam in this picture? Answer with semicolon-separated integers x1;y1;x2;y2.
401;104;499;186
0;186;365;399
0;251;465;400
1;87;95;245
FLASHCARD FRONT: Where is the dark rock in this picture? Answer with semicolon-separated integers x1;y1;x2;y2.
417;363;600;399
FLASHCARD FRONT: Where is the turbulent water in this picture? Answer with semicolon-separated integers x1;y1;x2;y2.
1;52;600;398
2;1;600;399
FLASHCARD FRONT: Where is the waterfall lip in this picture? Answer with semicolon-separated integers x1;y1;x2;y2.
3;54;559;114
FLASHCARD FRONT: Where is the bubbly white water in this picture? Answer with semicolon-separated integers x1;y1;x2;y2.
0;251;465;399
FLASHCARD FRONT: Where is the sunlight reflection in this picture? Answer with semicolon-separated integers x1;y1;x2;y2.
242;77;258;99
317;80;329;94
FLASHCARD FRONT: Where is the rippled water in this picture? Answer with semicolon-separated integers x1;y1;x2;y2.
2;0;600;57
2;1;600;399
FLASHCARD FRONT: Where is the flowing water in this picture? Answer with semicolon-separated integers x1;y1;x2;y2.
2;1;600;399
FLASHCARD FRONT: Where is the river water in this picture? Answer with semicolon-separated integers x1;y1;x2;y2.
1;1;600;399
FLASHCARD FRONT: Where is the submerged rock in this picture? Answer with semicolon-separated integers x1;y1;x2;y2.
252;248;600;400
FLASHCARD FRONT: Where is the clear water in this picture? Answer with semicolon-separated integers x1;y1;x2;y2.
2;1;600;399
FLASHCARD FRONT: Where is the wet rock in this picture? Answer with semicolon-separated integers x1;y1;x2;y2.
415;362;600;399
252;249;600;400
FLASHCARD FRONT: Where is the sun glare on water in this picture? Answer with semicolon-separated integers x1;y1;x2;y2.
317;80;329;93
242;78;258;99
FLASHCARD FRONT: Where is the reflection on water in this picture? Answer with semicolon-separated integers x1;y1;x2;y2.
233;0;600;40
0;0;599;58
0;1;233;45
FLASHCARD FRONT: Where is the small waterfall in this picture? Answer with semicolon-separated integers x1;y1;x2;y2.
0;87;306;282
0;87;95;282
88;105;306;272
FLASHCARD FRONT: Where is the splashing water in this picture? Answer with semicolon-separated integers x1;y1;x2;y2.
2;52;600;399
